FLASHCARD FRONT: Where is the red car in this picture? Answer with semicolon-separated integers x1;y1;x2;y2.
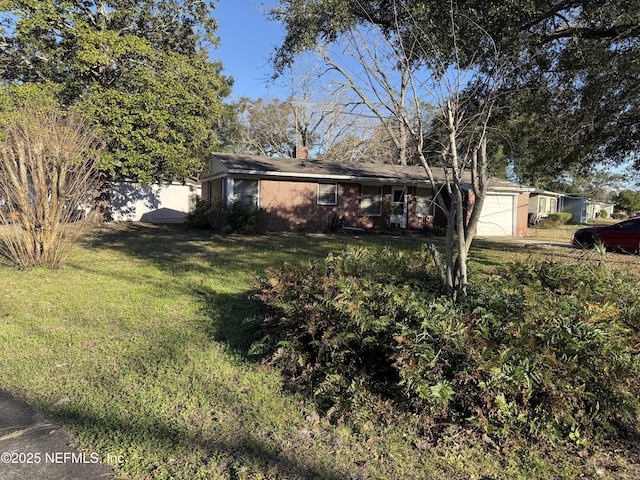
571;217;640;252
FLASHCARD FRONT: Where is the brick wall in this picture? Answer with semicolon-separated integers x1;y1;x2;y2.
203;176;528;235
516;192;530;237
202;178;222;204
260;180;337;231
259;180;388;232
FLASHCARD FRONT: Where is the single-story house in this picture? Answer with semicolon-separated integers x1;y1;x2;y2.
200;152;531;236
558;195;616;224
590;199;616;219
110;179;200;222
528;189;563;224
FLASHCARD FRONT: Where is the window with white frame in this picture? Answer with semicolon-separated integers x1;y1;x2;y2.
540;196;547;213
224;178;259;208
360;185;382;216
317;183;337;205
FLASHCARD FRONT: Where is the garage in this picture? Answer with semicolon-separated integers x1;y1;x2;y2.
476;193;517;236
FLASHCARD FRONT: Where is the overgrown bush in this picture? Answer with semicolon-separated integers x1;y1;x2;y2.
599;209;608;219
400;262;640;442
186;199;263;234
612;212;627;220
252;246;640;445
186;199;218;229
225;199;263;234
252;247;438;411
0;109;104;268
546;212;574;224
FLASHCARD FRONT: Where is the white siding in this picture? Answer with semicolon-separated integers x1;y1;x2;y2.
110;182;199;222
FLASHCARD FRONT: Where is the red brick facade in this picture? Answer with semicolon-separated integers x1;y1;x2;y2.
202;177;223;204
259;180;390;231
516;192;530;237
200;176;528;236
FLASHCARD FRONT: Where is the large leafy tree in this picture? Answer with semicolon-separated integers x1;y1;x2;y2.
271;0;640;182
613;189;640;213
0;0;233;183
483;1;639;182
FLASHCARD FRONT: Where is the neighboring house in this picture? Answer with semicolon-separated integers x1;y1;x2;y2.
528;189;562;223
200;152;531;236
593;200;616;219
558;195;616;223
110;179;200;222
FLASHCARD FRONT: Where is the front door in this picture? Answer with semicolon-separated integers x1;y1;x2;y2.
390;187;407;229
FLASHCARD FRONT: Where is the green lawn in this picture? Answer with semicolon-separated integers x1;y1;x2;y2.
1;224;638;479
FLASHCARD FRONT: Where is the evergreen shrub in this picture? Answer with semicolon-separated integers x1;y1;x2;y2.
187;199;263;234
253;246;640;444
546;212;574;224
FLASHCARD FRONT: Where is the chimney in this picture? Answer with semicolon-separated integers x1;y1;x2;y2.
296;145;309;160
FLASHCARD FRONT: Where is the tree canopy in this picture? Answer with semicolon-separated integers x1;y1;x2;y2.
0;0;233;183
614;189;640;213
270;0;640;182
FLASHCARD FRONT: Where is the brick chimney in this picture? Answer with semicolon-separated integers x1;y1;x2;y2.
296;145;309;159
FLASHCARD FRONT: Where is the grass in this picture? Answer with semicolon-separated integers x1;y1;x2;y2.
1;223;639;479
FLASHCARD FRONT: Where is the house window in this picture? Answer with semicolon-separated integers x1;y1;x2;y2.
360;185;382;216
415;187;435;217
317;183;337;205
540;196;547;213
224;178;259;208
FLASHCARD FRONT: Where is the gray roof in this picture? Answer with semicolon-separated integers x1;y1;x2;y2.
203;152;530;192
530;189;565;197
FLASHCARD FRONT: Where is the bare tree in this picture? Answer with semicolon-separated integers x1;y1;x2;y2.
289;7;502;298
0;110;104;268
234;55;388;161
234;97;297;157
322;121;409;163
406;21;501;299
318;26;416;165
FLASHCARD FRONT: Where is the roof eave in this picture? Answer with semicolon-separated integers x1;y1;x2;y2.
207;168;434;184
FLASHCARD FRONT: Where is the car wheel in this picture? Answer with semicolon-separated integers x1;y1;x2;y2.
576;233;598;249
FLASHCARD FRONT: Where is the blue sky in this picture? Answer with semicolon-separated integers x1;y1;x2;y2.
211;0;286;100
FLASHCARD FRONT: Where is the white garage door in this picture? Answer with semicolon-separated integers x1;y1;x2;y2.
476;193;516;236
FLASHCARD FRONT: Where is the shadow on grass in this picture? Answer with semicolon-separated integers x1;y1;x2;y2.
82;223;432;358
194;286;264;357
50;401;346;479
85;223;428;272
33;295;353;479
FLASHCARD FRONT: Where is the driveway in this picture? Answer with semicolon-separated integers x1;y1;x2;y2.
0;390;115;480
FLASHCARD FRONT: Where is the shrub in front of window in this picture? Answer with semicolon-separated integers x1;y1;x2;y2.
224;199;263;234
186;198;263;234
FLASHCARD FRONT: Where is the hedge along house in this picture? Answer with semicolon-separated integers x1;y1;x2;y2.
200;152;531;236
